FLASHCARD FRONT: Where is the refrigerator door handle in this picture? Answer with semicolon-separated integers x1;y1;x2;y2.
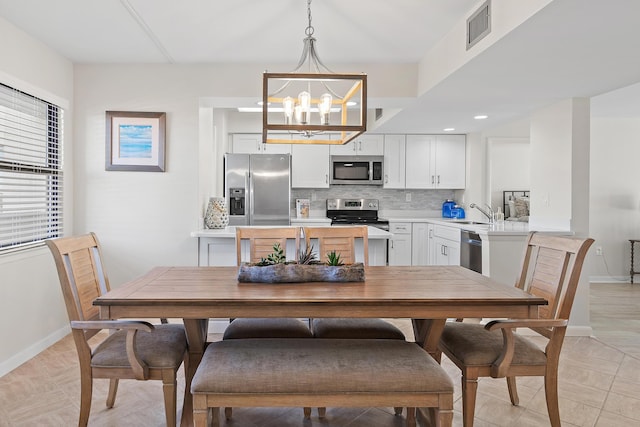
247;172;253;223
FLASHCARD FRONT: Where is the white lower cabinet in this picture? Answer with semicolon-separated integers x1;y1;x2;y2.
432;225;461;266
411;222;429;266
388;222;412;266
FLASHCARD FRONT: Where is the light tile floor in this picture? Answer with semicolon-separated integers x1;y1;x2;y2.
0;282;638;426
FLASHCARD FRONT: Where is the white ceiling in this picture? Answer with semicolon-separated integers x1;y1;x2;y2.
1;0;639;134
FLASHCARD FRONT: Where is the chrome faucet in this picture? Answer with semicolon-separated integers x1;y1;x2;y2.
469;203;494;223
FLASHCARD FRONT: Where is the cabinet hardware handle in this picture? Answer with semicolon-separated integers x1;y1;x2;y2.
384;174;388;183
437;175;441;184
325;174;328;184
431;175;435;184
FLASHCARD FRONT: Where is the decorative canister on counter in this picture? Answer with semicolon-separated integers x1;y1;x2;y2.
442;199;456;218
451;205;466;219
204;197;229;229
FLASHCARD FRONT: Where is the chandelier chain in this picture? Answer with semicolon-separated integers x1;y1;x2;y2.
305;0;314;37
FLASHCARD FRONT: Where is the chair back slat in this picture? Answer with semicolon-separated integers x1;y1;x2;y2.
303;226;368;266
236;227;300;264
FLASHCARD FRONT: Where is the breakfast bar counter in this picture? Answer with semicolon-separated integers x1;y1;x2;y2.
191;225;391;267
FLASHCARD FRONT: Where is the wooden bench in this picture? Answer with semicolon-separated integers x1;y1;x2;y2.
191;338;454;427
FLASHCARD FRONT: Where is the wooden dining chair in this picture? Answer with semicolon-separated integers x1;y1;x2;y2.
222;227;313;340
437;232;594;427
303;225;405;339
46;233;188;427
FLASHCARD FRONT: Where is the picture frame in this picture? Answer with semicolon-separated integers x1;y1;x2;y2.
105;111;166;171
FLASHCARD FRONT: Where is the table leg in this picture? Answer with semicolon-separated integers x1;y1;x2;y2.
412;319;446;361
181;319;209;427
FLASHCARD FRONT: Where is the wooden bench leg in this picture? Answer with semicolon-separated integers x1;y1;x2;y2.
317;407;326;418
193;395;209;427
224;407;232;419
303;407;312;418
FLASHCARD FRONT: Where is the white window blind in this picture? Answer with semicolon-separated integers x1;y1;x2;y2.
0;83;63;253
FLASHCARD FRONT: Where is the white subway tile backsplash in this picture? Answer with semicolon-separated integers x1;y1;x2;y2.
291;186;456;217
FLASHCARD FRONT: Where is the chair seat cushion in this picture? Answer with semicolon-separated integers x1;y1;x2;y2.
191;338;453;394
439;322;547;366
312;318;406;340
222;318;313;339
91;324;187;369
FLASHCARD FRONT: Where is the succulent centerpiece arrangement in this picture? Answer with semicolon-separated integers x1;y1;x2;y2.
238;243;364;283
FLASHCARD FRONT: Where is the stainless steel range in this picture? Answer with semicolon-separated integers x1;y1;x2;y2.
326;198;389;231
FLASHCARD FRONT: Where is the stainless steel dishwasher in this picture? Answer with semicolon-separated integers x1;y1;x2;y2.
460;230;482;274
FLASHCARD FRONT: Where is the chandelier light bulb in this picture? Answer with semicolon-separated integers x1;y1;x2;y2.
294;104;303;124
297;91;310;124
282;96;294;124
318;93;332;125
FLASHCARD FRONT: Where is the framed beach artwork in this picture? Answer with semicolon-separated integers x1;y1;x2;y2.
105;111;166;171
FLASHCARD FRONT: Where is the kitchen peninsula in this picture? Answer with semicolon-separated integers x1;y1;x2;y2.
191;225;391;267
382;213;570;286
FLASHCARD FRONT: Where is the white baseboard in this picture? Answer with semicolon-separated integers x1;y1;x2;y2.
589;275;631;283
0;325;71;377
566;325;593;336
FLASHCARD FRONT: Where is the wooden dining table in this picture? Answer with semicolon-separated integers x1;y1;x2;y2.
94;265;547;427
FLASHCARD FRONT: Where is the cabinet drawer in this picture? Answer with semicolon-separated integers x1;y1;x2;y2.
433;224;460;241
390;222;411;234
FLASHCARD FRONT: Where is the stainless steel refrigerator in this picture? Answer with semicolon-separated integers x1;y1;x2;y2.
224;153;291;226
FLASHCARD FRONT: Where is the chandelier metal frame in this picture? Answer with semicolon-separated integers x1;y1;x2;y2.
262;0;367;145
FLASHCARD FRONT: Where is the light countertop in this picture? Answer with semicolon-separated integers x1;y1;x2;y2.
383;216;570;237
191;225;391;239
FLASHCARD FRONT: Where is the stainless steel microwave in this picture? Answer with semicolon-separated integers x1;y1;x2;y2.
330;156;384;185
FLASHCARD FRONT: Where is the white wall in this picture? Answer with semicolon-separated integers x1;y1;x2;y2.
487;138;530;214
590;117;640;281
529;98;592;330
73;65;204;287
0;16;74;376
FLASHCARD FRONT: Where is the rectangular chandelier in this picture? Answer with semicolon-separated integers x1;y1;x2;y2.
262;72;367;145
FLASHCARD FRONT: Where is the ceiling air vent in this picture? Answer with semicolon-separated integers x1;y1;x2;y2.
466;0;491;50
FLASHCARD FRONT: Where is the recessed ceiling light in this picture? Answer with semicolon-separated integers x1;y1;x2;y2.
474;115;488;120
443;128;455;132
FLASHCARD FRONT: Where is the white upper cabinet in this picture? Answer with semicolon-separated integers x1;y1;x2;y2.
405;134;465;189
291;143;330;188
231;134;291;154
330;134;384;156
383;134;406;189
405;135;435;189
433;134;466;189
